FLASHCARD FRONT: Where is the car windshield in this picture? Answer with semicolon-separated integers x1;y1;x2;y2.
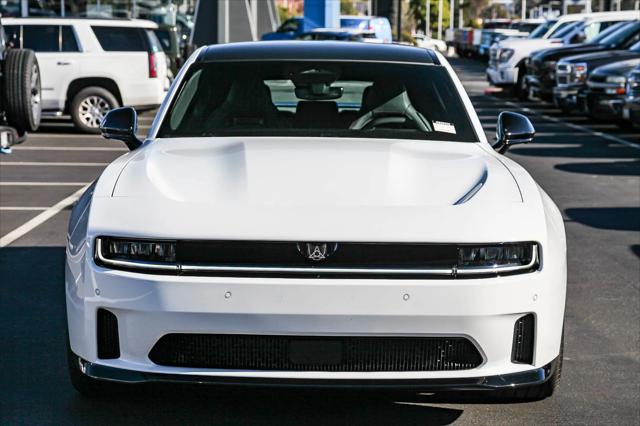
594;21;640;47
551;21;582;39
631;40;640;52
529;20;556;38
158;61;478;142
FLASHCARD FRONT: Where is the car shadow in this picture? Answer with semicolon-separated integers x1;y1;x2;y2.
564;207;640;232
555;160;640;176
0;246;474;425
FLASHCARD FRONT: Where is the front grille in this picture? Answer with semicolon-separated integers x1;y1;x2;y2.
97;308;120;359
149;334;483;372
511;314;535;364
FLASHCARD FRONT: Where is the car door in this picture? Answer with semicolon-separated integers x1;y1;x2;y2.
21;24;81;111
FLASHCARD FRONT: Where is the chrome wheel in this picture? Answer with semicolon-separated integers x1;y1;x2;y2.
78;95;111;128
30;64;41;124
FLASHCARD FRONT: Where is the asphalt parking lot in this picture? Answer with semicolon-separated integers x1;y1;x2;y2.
1;57;639;425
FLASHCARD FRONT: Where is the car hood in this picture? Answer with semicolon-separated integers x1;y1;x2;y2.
497;37;563;55
111;138;522;207
562;49;640;67
591;58;640;77
533;43;602;62
91;138;548;242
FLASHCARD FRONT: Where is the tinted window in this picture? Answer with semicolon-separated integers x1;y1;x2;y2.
23;25;58;52
61;26;80;52
146;29;163;53
279;19;299;32
159;61;478;142
528;20;555;39
92;26;147;51
155;29;171;51
595;21;640;47
4;25;20;48
549;21;579;38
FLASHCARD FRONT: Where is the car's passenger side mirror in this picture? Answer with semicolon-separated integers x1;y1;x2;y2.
493;111;535;154
100;107;142;151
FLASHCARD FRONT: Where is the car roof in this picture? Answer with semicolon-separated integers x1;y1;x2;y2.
198;41;439;64
558;10;640;22
1;17;158;28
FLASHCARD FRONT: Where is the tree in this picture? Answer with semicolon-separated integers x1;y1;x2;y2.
408;0;450;36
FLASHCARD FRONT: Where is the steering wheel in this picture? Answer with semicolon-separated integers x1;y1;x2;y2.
350;112;423;131
349;90;431;132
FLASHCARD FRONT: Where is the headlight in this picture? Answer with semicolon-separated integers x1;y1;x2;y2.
457;243;538;272
498;48;514;63
95;237;178;271
544;60;557;69
573;62;588;83
605;75;627;85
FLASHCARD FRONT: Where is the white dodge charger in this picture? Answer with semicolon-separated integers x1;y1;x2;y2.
65;41;566;400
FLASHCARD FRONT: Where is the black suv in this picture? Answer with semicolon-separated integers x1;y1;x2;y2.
0;16;41;151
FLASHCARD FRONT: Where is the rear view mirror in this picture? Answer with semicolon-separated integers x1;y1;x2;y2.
100;107;142;151
493;111;535;154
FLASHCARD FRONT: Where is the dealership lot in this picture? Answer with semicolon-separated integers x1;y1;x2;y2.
1;57;638;425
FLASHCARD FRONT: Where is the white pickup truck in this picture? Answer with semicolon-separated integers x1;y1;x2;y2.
487;11;640;98
3;18;169;133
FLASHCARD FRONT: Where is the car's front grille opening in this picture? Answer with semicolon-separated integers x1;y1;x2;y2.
97;308;120;359
511;314;535;364
148;334;483;372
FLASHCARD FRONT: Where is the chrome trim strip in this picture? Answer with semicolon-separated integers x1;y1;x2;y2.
95;238;539;276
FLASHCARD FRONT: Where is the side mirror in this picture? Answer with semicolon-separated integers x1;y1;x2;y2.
99;107;142;151
493;111;535;154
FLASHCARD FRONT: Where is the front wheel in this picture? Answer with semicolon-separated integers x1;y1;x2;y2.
2;49;42;134
70;87;119;133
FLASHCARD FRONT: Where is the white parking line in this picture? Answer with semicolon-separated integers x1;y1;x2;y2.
12;146;127;151
0;162;108;166
496;97;640;150
0;207;48;211
0;184;90;247
0;182;89;186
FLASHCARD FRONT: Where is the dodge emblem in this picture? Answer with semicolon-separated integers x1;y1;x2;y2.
297;242;338;261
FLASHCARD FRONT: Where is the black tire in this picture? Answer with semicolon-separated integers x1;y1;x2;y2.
67;339;112;397
513;64;528;100
2;49;41;134
70;86;119;134
497;330;564;402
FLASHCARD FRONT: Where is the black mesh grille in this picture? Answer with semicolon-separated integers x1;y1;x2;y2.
511;314;535;364
97;309;120;359
148;334;483;372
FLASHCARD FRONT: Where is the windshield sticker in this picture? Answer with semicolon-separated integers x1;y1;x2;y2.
433;121;457;134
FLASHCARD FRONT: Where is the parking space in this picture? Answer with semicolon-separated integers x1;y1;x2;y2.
0;57;639;425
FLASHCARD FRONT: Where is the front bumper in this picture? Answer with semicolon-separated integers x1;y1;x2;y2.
623;98;640;125
486;66;518;86
66;251;566;383
553;86;582;110
76;355;560;390
585;92;626;119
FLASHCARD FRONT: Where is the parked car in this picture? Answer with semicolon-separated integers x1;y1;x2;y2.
487;11;639;98
2;17;169;133
0;15;41;150
527;21;640;102
554;41;640;113
154;24;182;76
413;33;447;53
296;28;381;43
583;58;640;125
477;19;545;58
66;41;566;402
623;65;640;127
262;16;392;43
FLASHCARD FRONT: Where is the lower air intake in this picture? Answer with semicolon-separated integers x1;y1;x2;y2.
512;314;535;364
149;334;483;372
97;308;120;359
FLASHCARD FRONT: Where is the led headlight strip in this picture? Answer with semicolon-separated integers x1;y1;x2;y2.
95;237;539;277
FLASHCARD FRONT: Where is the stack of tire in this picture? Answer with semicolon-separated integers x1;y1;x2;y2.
1;48;42;139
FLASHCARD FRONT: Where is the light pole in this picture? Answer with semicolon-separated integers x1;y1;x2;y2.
450;0;454;33
437;0;443;40
426;0;431;37
521;0;526;20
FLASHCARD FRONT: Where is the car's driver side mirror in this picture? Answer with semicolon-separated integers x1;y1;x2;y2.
100;107;142;151
493;111;535;154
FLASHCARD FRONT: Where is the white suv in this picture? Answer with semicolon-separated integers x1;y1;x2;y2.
3;18;168;133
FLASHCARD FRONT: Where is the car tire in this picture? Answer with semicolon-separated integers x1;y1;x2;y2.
70;87;119;134
497;329;564;402
2;49;41;135
513;65;528;100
